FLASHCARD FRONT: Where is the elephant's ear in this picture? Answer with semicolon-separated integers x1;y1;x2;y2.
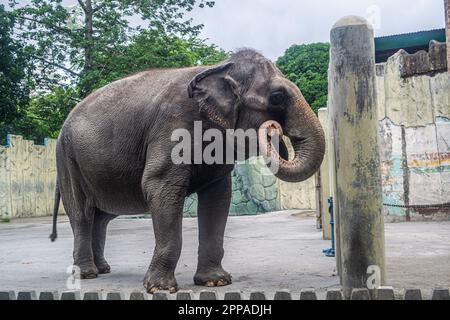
188;62;241;129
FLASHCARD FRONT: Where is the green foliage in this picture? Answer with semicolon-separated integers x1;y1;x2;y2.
0;5;33;142
86;30;229;91
8;0;218;95
276;43;330;114
2;0;227;142
18;88;78;143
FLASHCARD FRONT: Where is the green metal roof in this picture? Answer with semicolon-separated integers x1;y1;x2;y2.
375;29;446;52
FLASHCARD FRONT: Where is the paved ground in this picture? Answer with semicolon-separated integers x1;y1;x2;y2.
0;211;449;299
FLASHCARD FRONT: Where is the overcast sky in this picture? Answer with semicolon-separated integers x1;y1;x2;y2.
188;0;445;60
5;0;445;60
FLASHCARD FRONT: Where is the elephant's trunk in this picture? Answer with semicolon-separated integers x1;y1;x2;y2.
258;94;325;183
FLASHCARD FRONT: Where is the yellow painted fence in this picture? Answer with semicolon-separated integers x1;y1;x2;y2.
0;135;64;219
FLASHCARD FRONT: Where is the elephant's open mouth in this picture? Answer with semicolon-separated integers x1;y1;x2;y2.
258;118;324;183
258;120;286;160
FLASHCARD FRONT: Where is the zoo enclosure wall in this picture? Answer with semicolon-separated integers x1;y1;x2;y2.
319;39;450;236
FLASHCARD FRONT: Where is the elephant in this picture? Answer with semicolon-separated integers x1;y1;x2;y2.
50;49;325;293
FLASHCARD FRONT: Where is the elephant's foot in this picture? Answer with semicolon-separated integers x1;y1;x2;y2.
75;263;98;279
94;258;111;274
194;268;232;287
96;262;111;274
143;270;178;294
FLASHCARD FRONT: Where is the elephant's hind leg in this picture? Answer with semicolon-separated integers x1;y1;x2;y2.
68;202;98;279
92;209;117;274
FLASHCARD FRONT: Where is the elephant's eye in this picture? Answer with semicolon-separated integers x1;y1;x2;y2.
269;91;286;106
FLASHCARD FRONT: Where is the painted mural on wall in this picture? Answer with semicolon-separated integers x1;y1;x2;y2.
376;46;450;218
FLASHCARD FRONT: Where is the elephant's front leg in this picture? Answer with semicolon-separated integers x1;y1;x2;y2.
142;174;187;294
194;175;232;287
144;209;182;293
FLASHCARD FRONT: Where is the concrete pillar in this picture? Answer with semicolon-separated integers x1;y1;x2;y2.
329;16;386;298
445;0;450;71
318;108;331;240
326;101;341;277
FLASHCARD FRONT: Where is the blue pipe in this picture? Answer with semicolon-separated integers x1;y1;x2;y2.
323;197;335;257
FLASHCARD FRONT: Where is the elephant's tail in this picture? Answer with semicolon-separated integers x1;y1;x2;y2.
49;180;60;242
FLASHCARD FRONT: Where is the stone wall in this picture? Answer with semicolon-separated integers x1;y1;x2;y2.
184;154;316;217
376;45;450;219
0;135;315;220
183;159;280;217
320;41;450;221
394;41;447;78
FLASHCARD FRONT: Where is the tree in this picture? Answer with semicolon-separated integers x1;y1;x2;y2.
10;32;228;143
2;0;228;143
276;43;330;114
9;0;216;96
86;29;229;91
0;5;32;143
12;87;78;143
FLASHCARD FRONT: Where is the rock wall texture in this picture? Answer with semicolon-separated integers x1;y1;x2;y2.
0;136;315;220
184;155;316;217
183;158;281;217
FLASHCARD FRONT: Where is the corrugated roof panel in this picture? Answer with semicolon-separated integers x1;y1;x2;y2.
375;29;446;52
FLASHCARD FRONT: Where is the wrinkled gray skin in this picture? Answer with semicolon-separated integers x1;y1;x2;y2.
52;49;325;293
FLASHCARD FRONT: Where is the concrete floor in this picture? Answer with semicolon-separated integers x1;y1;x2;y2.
0;211;449;299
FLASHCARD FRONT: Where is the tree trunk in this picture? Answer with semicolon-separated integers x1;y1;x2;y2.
79;0;94;96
